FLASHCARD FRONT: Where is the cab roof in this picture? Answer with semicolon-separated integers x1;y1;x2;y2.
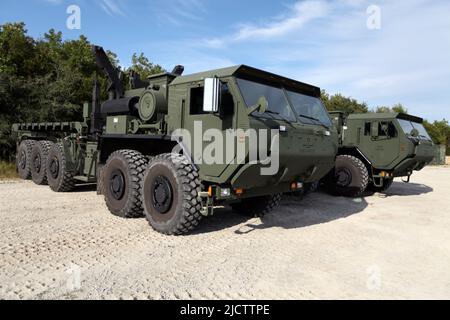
170;65;321;97
331;112;424;124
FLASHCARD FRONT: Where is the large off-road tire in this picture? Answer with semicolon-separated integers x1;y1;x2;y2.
369;178;394;193
31;140;54;185
46;143;76;192
103;150;148;219
327;155;369;197
231;193;282;217
16;140;36;180
141;153;203;235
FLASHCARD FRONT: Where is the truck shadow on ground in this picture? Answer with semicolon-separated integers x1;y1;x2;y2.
196;181;434;235
365;182;433;198
195;192;369;235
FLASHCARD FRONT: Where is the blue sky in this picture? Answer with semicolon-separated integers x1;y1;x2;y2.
0;0;449;121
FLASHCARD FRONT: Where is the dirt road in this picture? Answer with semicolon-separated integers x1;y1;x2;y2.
0;166;449;300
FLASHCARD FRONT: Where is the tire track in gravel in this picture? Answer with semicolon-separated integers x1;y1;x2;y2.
2;168;450;300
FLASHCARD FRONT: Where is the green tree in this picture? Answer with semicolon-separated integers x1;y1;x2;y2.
0;22;165;161
423;120;450;146
321;90;369;114
374;103;408;114
391;103;408;114
127;53;165;79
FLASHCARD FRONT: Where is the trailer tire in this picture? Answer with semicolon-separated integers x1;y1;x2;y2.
31;141;54;185
231;193;282;217
141;154;203;235
16;140;36;180
326;155;369;197
369;178;394;193
47;143;76;192
103;150;148;219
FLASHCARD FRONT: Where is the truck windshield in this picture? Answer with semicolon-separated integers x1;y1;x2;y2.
286;91;332;127
236;78;331;127
412;123;432;140
236;78;297;122
398;119;432;141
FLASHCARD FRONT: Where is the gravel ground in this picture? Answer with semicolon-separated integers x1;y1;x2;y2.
0;166;449;300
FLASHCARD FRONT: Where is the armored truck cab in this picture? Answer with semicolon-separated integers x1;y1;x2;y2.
324;111;434;197
12;46;338;235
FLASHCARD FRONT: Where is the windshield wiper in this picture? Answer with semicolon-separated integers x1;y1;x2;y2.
298;114;329;129
264;110;294;124
299;114;320;122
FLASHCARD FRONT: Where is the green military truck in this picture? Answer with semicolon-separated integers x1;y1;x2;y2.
322;111;435;197
12;46;338;235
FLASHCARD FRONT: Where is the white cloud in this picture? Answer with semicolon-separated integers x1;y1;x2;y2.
99;0;127;17
234;0;330;40
193;0;450;120
152;0;207;26
201;0;330;48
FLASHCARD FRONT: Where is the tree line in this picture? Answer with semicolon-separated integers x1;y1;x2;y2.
0;22;448;161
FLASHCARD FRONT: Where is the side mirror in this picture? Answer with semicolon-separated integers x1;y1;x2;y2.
247;96;269;116
203;78;220;113
371;122;379;138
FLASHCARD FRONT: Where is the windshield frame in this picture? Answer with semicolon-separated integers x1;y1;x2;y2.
284;88;332;128
397;118;432;141
235;77;331;127
235;77;297;123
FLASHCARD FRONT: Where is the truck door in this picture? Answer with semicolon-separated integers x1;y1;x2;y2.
360;120;400;168
182;80;237;179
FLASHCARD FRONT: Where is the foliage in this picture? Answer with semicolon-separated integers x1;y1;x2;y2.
0;22;165;161
321;90;369;114
0;161;17;179
374;103;408;114
127;53;165;79
423;119;450;154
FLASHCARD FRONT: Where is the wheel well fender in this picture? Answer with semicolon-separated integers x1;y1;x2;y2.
338;147;372;171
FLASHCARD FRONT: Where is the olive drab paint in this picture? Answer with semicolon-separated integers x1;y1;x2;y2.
12;45;339;233
329;111;434;189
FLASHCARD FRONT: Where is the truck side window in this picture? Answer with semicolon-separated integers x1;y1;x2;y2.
378;121;398;138
190;82;235;116
378;122;388;137
190;86;205;115
220;83;234;117
388;122;398;137
364;122;371;136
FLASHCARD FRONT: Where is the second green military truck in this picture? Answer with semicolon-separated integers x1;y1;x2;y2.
12;46;338;235
323;112;435;197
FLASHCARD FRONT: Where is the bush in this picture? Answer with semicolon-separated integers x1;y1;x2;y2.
0;161;17;179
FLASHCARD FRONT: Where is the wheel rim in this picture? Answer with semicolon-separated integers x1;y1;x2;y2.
151;176;173;214
110;169;126;200
33;154;42;173
336;168;352;187
18;150;27;170
49;157;59;179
